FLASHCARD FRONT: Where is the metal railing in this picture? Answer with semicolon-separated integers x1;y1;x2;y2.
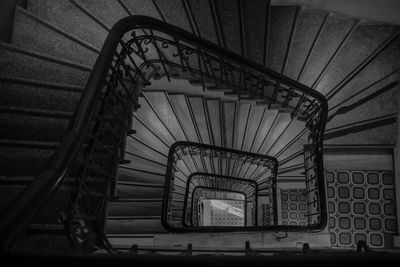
0;15;328;251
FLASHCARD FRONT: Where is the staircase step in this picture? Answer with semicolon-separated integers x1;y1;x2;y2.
10;232;71;253
134;97;176;145
124;153;167;175
144;91;187;141
279;153;304;169
327;85;399;131
240;105;267;152
0;78;82;112
126;136;168;164
324;114;397;145
117;181;164;199
267;6;299;72
327;36;400;111
267;119;306;157
0;140;57;176
12;7;98;67
258;112;291;154
154;0;192;32
119;0;162;20
187;0;219;44
214;0;241;55
187;96;212;144
28;0;109;49
131;116;170;156
299;15;357;87
74;0;129;28
316;25;399;96
27;223;65;235
0;183;72;226
0;184;26;211
0;107;71;142
0;176;35;185
118;166;165;185
0;42;90;87
167;94;200;143
106;218;166;234
284;8;327;80
242;0;269;65
108;200;162;217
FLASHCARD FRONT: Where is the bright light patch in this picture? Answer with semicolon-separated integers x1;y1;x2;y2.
209;200;244;218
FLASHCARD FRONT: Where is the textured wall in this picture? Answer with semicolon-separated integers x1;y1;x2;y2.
272;0;400;24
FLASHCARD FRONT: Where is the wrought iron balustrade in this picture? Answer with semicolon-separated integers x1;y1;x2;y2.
0;16;328;252
163;141;278;232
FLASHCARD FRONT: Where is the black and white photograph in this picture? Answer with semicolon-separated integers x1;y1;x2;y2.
0;0;399;265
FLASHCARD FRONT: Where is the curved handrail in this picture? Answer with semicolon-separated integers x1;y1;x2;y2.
0;16;328;250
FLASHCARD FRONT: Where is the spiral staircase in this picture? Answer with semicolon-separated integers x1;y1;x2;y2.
0;0;400;260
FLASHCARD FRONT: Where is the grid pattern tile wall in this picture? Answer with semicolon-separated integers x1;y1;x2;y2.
280;189;308;226
326;170;398;248
210;200;245;226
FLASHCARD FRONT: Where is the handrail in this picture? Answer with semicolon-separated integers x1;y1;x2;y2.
0;16;328;251
162;141;278;233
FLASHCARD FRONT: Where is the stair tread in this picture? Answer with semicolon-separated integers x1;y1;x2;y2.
154;0;192;33
28;0;108;50
12;7;98;66
0;42;90;87
0;78;81;112
74;0;129;29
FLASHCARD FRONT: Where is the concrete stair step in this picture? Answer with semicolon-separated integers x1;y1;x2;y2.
242;0;270;65
257;112;292;154
187;0;219;44
106;217;166;234
268;119;306;157
0;183;27;211
116;182;164;199
267;6;299;72
119;0;162;20
0;42;90;87
299;15;357;87
134;96;176;145
0;140;57;176
28;0;108;50
284;8;327;80
12;7;98;67
324;114;397;145
327;36;400;111
167;94;200;143
108;200;162;217
74;0;129;28
0;107;71;142
10;232;71;253
144;91;188;141
316;24;399;96
0;77;82;112
125;136;168;164
154;0;192;33
118;166;165;185
214;0;242;55
327;85;399;131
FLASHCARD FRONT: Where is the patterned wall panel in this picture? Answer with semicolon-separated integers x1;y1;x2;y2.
326;170;398;248
280;189;308;226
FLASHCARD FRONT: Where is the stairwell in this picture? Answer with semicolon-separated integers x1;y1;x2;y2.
0;0;399;254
